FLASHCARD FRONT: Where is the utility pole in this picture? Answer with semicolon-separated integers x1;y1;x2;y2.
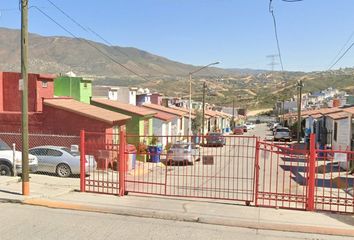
282;99;285;126
297;80;303;143
267;54;279;82
232;98;235;130
21;0;29;195
202;81;206;137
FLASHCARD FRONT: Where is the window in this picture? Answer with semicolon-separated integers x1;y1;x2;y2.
0;139;11;150
61;147;79;156
47;149;63;157
42;80;48;88
334;122;338;142
29;148;48;156
84;83;87;88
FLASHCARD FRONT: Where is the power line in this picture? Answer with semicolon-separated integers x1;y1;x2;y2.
45;0;130;58
46;0;173;77
328;41;354;70
29;5;149;81
269;0;284;72
327;30;354;70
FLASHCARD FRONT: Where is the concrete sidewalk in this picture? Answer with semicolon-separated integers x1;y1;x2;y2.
1;175;353;237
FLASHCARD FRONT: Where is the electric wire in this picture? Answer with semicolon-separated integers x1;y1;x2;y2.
269;0;284;72
30;5;149;80
328;41;354;70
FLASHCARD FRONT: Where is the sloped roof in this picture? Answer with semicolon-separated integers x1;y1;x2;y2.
343;106;354;115
318;107;341;114
204;110;220;117
91;98;156;117
143;103;186;117
310;113;323;119
44;98;131;124
140;107;177;121
170;106;214;119
327;111;350;120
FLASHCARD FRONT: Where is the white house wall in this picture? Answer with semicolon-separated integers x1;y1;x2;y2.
332;117;351;150
152;118;168;147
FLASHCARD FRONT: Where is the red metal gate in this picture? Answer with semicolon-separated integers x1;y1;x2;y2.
123;134;258;203
256;141;309;210
79;131;354;214
314;148;354;213
256;134;354;214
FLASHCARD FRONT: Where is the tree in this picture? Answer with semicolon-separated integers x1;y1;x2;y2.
191;109;203;135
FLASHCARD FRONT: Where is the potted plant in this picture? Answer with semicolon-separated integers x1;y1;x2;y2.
148;135;162;163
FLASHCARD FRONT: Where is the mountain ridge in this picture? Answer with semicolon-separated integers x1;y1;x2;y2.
0;27;268;78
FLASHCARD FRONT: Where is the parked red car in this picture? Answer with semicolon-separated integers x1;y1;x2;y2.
238;125;247;132
233;127;244;135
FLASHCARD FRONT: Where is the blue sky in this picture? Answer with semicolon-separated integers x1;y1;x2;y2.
1;0;354;72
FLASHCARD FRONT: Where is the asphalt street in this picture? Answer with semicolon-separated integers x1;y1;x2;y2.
0;203;351;240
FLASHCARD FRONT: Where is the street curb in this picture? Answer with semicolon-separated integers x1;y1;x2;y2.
22;198;354;237
198;216;354;237
23;198;199;222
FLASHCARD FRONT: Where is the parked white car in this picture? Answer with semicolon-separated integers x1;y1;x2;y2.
166;142;200;165
29;145;96;177
274;127;292;142
0;139;38;176
244;122;255;130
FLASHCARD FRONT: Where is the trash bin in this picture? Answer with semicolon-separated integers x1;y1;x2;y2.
125;144;137;171
192;136;200;144
97;158;109;170
148;145;162;163
226;127;230;133
96;150;110;170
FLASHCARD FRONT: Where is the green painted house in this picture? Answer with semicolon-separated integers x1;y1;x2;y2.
54;76;92;104
90;98;156;145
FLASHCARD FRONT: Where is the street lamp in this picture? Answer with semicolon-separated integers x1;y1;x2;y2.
188;61;220;136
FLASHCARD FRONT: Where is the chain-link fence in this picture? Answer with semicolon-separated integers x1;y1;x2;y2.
0;132;81;179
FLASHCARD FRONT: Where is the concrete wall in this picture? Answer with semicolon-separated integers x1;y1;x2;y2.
54;77;91;104
1;72;54;112
108;88;136;105
108;90;118;100
79;80;92;104
152;118;169;146
151;94;162;105
42;105;115;136
332;117;351;150
0;112;43;132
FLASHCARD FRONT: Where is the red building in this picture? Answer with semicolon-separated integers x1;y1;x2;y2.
151;93;163;105
42;98;131;136
0;72;55;112
0;72;131;139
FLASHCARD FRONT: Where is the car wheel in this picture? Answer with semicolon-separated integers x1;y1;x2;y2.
166;159;173;166
0;164;12;176
56;163;72;178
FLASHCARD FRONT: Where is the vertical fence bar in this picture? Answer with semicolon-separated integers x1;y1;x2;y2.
254;138;260;206
307;133;316;211
80;130;86;192
119;130;126;196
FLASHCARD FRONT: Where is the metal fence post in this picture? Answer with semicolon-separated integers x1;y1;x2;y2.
80;130;86;192
12;143;17;177
307;133;316;211
119;130;126;196
254;138;260;206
